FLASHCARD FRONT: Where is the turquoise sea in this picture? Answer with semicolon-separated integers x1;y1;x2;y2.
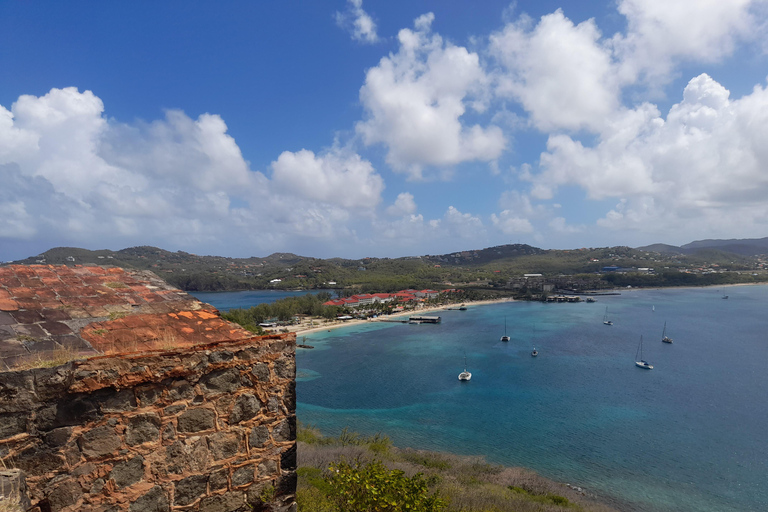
202;286;768;512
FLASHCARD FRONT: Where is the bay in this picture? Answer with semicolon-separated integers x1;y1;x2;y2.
198;285;768;511
189;289;319;312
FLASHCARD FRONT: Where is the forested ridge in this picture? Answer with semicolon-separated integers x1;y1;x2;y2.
9;242;768;292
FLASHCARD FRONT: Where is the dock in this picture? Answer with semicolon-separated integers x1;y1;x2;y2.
409;315;441;324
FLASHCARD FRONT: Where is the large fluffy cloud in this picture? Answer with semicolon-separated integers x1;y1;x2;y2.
356;13;505;179
530;74;768;239
491;9;620;133
271;148;384;209
612;0;761;85
0;87;386;258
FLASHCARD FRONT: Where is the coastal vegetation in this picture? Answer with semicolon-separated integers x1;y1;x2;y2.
296;424;618;512
10;242;768;294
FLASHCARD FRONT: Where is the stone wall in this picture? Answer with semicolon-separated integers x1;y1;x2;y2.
0;333;296;512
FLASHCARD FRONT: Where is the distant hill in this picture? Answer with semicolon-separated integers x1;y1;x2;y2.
634;243;684;254
638;237;768;257
681;237;768;256
8;240;765;292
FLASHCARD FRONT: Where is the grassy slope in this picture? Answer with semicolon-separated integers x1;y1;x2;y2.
296;425;620;512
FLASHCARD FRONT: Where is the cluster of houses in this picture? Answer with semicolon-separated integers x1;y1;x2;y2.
323;289;453;308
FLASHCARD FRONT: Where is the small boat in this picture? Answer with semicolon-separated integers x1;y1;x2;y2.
586;297;596;303
531;347;538;357
661;321;673;344
500;316;510;342
458;304;467;311
297;336;315;349
458;353;471;381
722;295;729;299
635;335;653;369
652;305;655;312
603;307;613;326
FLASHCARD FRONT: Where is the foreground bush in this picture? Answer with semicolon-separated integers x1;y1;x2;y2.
326;459;447;512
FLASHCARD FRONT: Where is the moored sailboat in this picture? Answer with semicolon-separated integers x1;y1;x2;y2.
661;321;673;344
458;353;471;381
603;307;613;326
500;316;510;342
635;335;653;369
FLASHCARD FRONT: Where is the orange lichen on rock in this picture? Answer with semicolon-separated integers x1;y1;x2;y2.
0;264;251;368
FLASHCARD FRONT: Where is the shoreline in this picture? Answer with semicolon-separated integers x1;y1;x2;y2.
264;281;768;338
286;297;515;337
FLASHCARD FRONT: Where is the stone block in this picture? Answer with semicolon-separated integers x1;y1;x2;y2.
232;464;255;487
274;359;295;379
45;475;81;510
177;408;216;433
280;443;297;471
0;412;27;440
209;467;229;491
272;416;295;443
199;491;245;512
129;485;169;512
14;445;65;474
0;469;32;511
208;431;240;460
209;350;234;363
165;438;211;475
229;393;260;424
96;388;137;413
110;455;144;488
250;363;270;382
258;459;278;476
136;385;161;406
78;425;122;459
200;368;242;395
174;474;208;506
164;403;186;415
43;427;71;448
125;413;161;446
38;396;100;430
249;426;270;449
162;423;176;442
167;379;194;401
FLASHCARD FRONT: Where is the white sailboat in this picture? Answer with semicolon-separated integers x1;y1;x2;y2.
458;353;472;381
500;316;510;342
661;321;673;344
635;335;653;369
603;307;613;326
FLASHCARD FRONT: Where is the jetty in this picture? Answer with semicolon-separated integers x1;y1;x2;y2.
409;315;442;324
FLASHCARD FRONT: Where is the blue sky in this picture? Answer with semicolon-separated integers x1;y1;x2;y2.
2;1;768;261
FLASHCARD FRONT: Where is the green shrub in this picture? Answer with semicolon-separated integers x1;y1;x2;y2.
326;459;447;512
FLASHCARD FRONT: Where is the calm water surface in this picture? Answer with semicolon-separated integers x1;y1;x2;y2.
189;290;319;311
201;286;768;512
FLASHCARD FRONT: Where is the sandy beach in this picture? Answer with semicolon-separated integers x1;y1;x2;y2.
284;297;515;338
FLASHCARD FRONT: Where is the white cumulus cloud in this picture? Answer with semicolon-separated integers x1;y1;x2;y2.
0;87;389;258
491;9;620;133
531;73;768;240
336;0;380;44
356;13;505;179
386;192;417;216
271;148;384;210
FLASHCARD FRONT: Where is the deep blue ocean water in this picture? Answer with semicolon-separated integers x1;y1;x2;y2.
201;286;768;512
189;290;319;311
